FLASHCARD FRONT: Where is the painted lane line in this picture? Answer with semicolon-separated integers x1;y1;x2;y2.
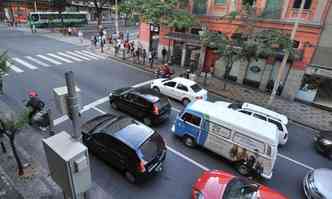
6;61;24;73
25;56;50;67
37;55;62;65
57;52;83;62
167;146;210;171
90;106;210;172
47;53;73;63
81;50;107;59
131;80;154;88
12;57;38;70
54;115;69;126
74;51;99;60
277;153;314;170
170;106;315;171
66;51;91;61
92;107;107;114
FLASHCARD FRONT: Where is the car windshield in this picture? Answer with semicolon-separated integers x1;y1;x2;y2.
139;133;162;162
191;84;202;92
223;178;258;199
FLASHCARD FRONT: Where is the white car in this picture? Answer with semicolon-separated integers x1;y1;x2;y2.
150;77;208;105
215;101;289;145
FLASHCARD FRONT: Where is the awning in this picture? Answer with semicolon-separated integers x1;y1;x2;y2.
164;32;201;45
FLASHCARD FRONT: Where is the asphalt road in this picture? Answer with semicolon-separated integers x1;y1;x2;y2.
0;24;331;199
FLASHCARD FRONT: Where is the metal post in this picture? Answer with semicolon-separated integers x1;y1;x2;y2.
115;0;119;35
34;1;37;12
47;108;55;136
65;71;81;141
268;0;305;105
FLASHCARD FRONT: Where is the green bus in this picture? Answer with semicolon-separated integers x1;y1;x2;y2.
28;12;88;28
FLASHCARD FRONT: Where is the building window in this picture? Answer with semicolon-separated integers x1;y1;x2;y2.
242;0;255;6
193;0;207;15
215;0;226;4
293;0;312;9
293;40;300;48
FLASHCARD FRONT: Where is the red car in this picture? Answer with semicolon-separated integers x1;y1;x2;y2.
192;170;287;199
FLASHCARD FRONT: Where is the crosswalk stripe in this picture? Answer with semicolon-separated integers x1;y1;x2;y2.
74;51;99;60
6;61;24;73
65;51;91;61
57;52;83;62
12;58;38;70
36;55;62;65
81;50;107;59
47;53;73;63
25;56;50;67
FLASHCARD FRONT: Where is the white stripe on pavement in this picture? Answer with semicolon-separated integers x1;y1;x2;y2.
57;52;83;62
25;56;50;67
277;153;314;170
81;50;107;59
74;51;99;60
12;57;38;70
6;61;24;73
47;53;73;63
92;107;106;114
65;51;91;61
37;55;62;65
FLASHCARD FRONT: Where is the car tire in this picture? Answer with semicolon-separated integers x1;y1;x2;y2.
182;98;190;106
236;162;250;176
183;136;196;148
153;87;160;93
111;102;118;110
125;171;136;184
143;117;152;126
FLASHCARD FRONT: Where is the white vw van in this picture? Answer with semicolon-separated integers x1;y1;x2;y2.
172;100;279;179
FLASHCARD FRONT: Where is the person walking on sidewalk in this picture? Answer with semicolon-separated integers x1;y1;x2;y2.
161;47;168;64
68;27;72;36
142;49;147;65
78;29;83;43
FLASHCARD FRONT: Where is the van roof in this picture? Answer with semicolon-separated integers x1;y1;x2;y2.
242;103;288;125
172;77;196;86
187;101;279;146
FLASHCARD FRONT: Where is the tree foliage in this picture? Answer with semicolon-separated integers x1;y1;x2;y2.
0;52;10;78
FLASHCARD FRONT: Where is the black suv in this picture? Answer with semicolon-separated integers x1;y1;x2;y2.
314;130;332;159
109;87;171;125
82;114;167;183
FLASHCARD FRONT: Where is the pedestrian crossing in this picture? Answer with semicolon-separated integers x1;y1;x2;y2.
8;50;107;74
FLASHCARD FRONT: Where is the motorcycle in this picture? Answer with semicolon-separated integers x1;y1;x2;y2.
154;68;174;79
30;108;50;132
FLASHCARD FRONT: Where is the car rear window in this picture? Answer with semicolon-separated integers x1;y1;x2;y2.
191;84;202;92
268;118;283;131
139;133;162;162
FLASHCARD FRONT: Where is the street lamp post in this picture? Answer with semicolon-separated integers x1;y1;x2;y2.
268;0;306;105
115;0;119;36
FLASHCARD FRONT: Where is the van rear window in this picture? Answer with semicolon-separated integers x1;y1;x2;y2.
139;134;162;162
268;119;283;131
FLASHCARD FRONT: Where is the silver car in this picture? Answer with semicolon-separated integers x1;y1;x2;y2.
303;168;332;199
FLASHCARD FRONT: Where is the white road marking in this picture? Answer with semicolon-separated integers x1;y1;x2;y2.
57;52;83;62
12;57;38;70
131;80;153;88
25;56;50;67
47;53;73;63
81;50;107;59
92;107;106;114
66;51;91;61
74;51;99;60
277;153;314;170
37;54;62;65
6;61;23;73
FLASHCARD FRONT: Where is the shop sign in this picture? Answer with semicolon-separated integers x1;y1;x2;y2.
249;65;261;73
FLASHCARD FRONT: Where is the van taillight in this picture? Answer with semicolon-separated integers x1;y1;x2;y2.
138;160;146;172
153;104;160;115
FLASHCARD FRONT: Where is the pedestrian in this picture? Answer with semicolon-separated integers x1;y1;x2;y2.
126;30;130;41
32;24;36;33
130;42;135;56
103;29;107;39
68;27;72;36
119;32;124;40
142;49;147;65
149;51;154;68
135;49;140;63
78;29;83;43
94;35;98;47
161;47;167;64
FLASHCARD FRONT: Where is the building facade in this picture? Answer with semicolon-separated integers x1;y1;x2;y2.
138;0;332;103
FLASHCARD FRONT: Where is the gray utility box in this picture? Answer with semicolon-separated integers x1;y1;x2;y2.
42;131;91;198
53;86;81;116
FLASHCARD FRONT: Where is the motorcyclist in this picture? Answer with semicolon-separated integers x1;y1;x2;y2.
26;91;45;125
158;64;173;78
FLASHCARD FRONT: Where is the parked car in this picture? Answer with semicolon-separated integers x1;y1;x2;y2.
109;87;171;125
314;130;332;159
215;101;289;145
192;170;288;199
303;168;332;199
81;114;167;183
150;77;208;105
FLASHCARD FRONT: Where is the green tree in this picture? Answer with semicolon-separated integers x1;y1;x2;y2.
0;52;10;95
0;110;29;176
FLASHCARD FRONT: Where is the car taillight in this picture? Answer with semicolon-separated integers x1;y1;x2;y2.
153;104;160;115
193;188;204;199
196;96;203;100
137;160;146;173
